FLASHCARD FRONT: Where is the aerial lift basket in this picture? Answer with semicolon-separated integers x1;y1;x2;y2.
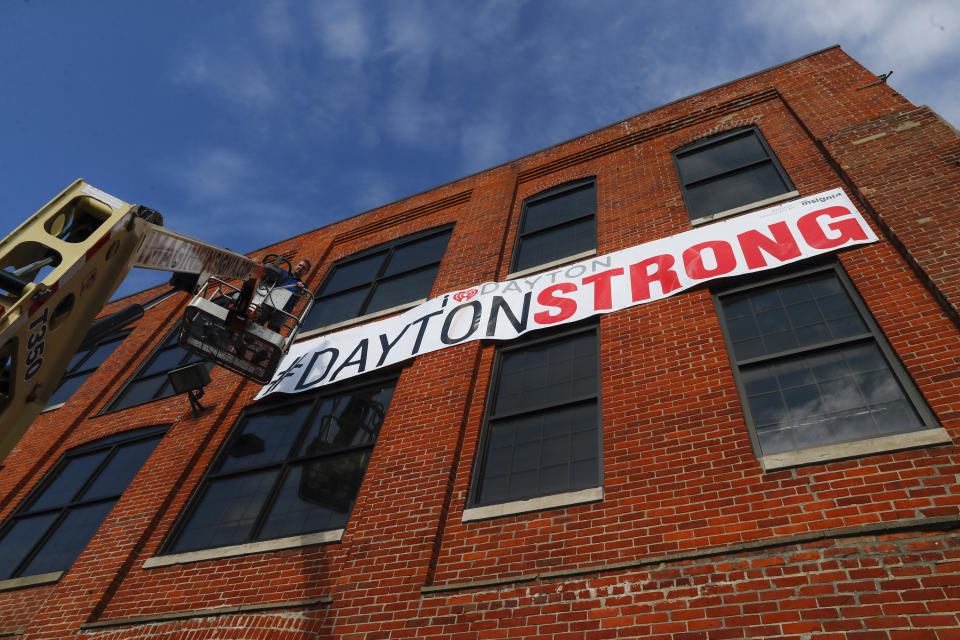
179;267;314;384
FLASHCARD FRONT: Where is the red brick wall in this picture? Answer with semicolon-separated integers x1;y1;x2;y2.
1;46;958;639
821;105;960;322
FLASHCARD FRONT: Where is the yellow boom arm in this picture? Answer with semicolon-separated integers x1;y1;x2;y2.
0;180;263;462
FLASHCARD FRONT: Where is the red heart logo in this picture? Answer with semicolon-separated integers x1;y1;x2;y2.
453;288;478;302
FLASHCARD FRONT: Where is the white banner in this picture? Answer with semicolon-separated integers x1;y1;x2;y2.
256;189;876;400
134;225;259;282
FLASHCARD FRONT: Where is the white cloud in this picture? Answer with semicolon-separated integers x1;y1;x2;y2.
866;2;959;74
737;0;960;124
174;47;277;109
311;0;371;62
349;169;398;213
171;148;255;203
470;0;527;44
162;0;959;245
384;91;450;146
158;146;297;242
383;1;434;59
741;0;958;74
460;118;510;174
258;0;296;48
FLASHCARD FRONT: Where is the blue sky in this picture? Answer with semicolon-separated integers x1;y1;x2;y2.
2;0;957;299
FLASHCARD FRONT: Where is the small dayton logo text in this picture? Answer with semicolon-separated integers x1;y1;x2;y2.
453;288;478;302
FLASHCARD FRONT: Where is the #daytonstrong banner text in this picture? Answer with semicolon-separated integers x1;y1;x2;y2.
256;188;877;400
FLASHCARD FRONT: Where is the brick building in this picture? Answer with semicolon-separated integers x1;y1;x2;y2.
2;45;959;639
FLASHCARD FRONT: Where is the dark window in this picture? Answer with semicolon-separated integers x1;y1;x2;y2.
715;264;936;458
471;326;601;507
0;426;165;580
303;227;452;331
674;126;794;223
512;179;597;273
108;328;211;412
165;376;396;553
46;331;129;409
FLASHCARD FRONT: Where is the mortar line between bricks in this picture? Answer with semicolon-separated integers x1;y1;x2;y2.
78;596;333;630
777;96;960;331
332;189;472;244
423;341;488;587
516;88;779;183
420;514;960;595
0;293;191;518
83;376;259;625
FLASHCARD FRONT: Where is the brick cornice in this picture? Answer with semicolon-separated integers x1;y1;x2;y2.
517;87;780;184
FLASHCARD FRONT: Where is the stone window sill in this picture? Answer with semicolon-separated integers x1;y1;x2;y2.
690;190;800;226
0;571;62;592
144;529;345;568
761;428;952;471
462;487;603;522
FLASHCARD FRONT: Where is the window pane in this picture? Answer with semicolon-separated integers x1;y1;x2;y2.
64;350;89;375
495;331;597;416
675;128;794;222
522;184;596;235
112;376;168;411
80;337;126;370
168;379;396;552
321;253;386;295
0;513;58;579
218;402;313;474
677;132;767;183
1;428;164;579
25;452;109;513
763;329;798;354
299;384;395;457
81;437;162;502
474;329;600;507
722;271;870;361
308;228;451;328
719;267;931;459
110;335;205;408
741;342;923;455
257;452;370;540
48;334;127;408
685;162;789;219
478;400;598;504
142;347;188;377
46;375;89;408
514;217;596;273
365;266;437;315
304;287;371;331
171;471;278;553
184;352;212;368
382;232;451;277
21;502;114;576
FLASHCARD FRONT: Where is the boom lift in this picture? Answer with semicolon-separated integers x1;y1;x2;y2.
0;180;313;462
